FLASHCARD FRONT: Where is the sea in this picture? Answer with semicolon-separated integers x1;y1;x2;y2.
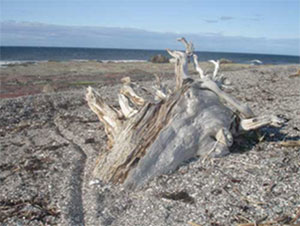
0;46;299;67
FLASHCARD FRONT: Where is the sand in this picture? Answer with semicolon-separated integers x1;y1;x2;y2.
0;61;300;225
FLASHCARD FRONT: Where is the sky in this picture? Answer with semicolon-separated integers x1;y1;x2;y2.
0;0;300;55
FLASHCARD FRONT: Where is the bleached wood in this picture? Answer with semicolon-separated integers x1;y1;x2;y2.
216;128;233;146
86;87;123;148
200;79;254;118
193;54;205;79
177;37;194;56
118;94;138;118
209;60;220;79
166;49;189;90
154;90;167;101
153;74;169;100
86;37;285;189
239;115;285;131
120;85;145;107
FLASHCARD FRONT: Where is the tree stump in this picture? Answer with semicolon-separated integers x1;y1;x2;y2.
86;38;285;189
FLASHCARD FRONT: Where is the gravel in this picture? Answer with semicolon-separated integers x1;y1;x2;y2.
0;64;300;225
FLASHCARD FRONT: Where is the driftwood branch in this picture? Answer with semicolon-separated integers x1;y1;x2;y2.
199;79;254;118
86;87;123;148
166;48;190;90
240;115;285;131
177;37;194;56
153;74;169;100
86;38;285;189
209;60;220;79
120;77;145;106
193;54;205;79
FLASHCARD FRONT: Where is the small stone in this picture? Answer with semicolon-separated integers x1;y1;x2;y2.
85;138;95;144
273;206;283;214
42;84;56;93
89;179;101;186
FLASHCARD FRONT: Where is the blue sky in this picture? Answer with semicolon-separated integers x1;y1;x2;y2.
1;0;300;55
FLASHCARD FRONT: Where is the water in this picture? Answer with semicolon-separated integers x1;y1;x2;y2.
0;46;299;67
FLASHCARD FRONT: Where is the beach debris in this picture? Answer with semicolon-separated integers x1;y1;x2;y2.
159;190;195;204
277;140;300;147
188;222;202;226
235;212;300;226
85;38;285;189
149;54;170;63
0;196;60;223
289;69;300;78
250;59;263;65
219;58;233;64
42;84;56;93
89;179;101;186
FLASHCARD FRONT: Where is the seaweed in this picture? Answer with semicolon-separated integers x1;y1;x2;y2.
0;195;60;223
159;190;195;204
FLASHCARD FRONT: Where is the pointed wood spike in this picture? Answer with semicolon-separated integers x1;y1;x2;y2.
86;86;123;148
193;54;205;79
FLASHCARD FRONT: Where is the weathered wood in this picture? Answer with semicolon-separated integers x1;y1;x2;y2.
240;115;285;131
86;38;285;189
118;94;137;118
166;38;191;90
177;37;194;56
209;60;220;79
193;54;204;78
120;77;145;107
92;90;184;185
153;74;169;100
86;87;123;148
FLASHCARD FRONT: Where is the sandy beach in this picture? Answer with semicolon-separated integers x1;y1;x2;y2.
1;61;300;225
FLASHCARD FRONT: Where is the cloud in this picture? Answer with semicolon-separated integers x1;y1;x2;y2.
219;16;234;21
0;21;299;56
203;19;218;23
203;16;234;23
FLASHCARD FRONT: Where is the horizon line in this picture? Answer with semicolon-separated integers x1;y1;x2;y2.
1;45;300;57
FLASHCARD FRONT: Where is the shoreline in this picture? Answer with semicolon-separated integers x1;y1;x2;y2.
1;58;299;69
0;59;149;68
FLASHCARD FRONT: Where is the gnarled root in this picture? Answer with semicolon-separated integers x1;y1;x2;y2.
86;37;285;189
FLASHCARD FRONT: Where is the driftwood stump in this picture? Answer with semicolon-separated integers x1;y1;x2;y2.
86;38;285;189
